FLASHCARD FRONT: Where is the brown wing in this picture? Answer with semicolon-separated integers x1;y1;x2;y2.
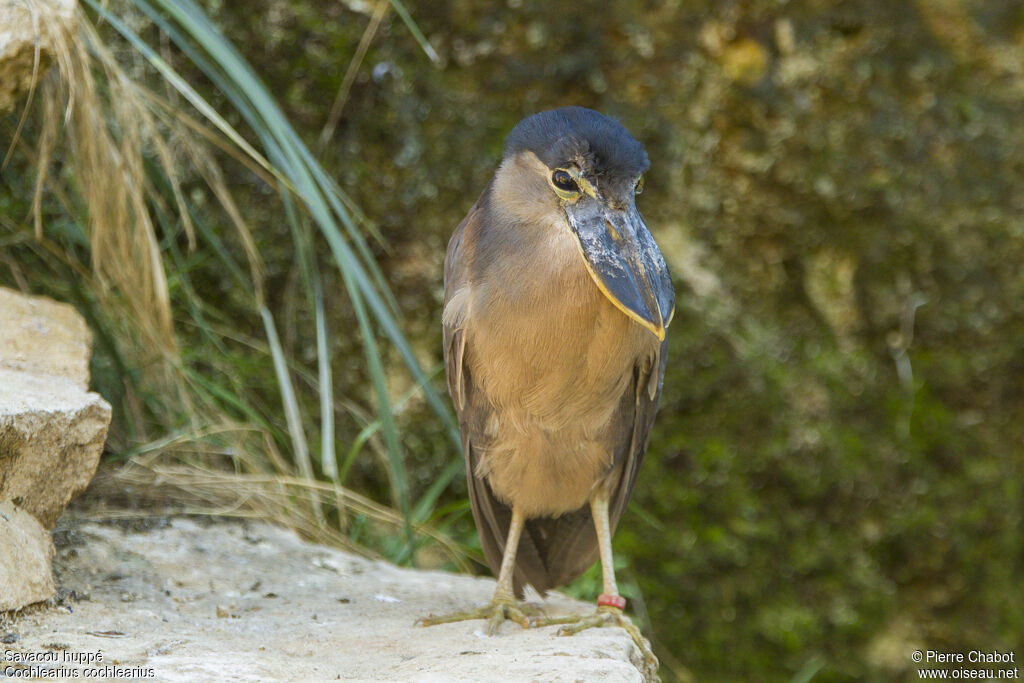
610;339;668;528
444;195;667;596
444;194;552;597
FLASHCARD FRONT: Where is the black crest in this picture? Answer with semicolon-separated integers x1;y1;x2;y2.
504;107;649;191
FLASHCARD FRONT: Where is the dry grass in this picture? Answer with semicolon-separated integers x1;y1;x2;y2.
84;455;472;572
19;1;266;352
4;0;468;569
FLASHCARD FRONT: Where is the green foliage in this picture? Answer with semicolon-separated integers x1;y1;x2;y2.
2;0;466;565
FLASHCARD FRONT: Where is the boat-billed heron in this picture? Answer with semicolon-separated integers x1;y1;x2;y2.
418;107;673;673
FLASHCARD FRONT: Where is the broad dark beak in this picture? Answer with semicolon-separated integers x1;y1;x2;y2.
566;197;675;341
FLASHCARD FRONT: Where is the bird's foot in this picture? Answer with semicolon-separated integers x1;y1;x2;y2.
415;598;543;636
529;604;659;681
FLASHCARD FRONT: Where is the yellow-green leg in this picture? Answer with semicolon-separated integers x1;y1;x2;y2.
530;492;660;681
415;507;541;635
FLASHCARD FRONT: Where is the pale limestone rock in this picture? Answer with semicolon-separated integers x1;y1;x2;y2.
0;0;76;113
0;286;110;610
0;287;110;611
0;287;92;391
0;499;56;610
10;518;648;681
0;287;111;530
0;368;111;529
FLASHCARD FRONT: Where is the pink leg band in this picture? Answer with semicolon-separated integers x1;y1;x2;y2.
597;593;626;610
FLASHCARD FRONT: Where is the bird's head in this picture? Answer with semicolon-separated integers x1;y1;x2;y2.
491;107;674;341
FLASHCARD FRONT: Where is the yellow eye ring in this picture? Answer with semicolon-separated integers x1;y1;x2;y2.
634;175;645;195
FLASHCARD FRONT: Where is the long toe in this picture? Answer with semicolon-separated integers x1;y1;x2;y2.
538;607;659;682
415;599;536;635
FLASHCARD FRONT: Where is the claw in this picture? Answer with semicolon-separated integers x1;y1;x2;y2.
532;606;660;682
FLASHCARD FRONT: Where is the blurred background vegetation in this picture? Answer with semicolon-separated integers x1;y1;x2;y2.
2;0;1023;680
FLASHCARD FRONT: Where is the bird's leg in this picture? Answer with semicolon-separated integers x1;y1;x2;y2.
415;507;541;635
529;492;659;680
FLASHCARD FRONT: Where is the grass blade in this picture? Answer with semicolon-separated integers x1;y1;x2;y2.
260;305;323;525
386;0;440;64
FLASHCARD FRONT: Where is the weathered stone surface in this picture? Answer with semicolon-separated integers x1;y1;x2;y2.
0;0;76;113
0;286;111;529
0;369;111;529
0;500;55;611
0;287;92;391
0;289;109;612
7;518;647;681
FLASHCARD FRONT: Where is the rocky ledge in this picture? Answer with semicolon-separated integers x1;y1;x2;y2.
4;516;649;682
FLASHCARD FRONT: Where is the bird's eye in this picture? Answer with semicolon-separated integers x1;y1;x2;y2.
551;169;578;194
634;176;645;195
